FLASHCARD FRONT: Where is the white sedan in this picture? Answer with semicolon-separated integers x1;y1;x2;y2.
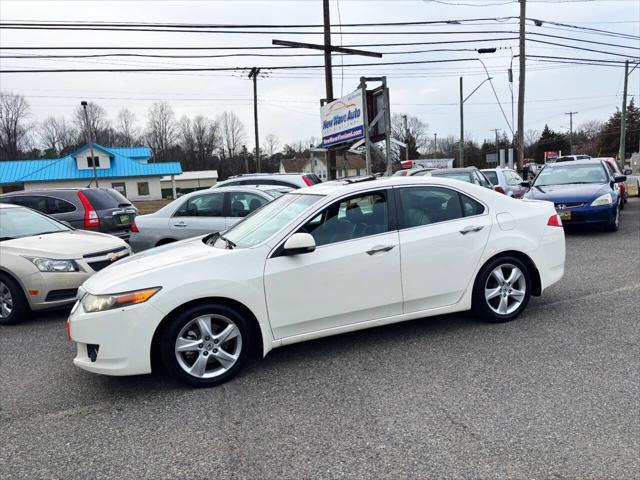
69;176;565;387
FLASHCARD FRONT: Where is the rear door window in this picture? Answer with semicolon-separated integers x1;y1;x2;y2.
6;195;48;213
47;197;76;214
175;192;225;217
483;171;498;185
229;192;268;217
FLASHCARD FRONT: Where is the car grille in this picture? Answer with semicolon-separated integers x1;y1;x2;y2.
83;246;129;259
45;289;78;302
554;202;585;209
87;254;129;272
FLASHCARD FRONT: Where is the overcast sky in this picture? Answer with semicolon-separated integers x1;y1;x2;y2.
0;0;638;150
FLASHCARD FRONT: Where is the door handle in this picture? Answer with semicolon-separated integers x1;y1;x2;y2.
366;245;395;255
459;225;484;235
173;222;187;227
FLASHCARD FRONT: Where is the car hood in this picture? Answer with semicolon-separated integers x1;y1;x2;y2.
1;230;128;258
524;183;610;202
82;235;234;294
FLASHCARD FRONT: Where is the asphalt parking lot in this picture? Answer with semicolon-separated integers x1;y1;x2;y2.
1;199;639;480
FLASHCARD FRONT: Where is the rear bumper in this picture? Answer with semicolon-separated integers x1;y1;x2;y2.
128;233;156;252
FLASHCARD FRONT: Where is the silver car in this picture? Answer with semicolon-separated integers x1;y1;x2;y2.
129;185;289;252
0;203;131;324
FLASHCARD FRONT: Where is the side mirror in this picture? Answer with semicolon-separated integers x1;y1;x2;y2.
283;233;316;255
520;181;531;188
623;168;632;175
613;174;627;183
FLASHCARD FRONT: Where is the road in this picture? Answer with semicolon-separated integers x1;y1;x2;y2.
1;199;639;480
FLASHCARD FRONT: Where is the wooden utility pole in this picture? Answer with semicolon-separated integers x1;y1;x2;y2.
565;111;578;154
402;114;409;163
322;0;336;180
249;67;261;172
619;60;629;167
433;133;437;159
459;77;464;167
516;0;526;171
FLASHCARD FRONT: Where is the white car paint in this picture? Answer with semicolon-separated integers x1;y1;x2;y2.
69;176;565;377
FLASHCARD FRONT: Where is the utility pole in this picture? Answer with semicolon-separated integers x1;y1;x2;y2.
322;0;336;180
433;133;437;159
81;101;98;187
402;114;409;163
459;77;464;167
619;60;629;168
249;67;261;172
491;128;501;165
516;0;526;171
565;111;578;154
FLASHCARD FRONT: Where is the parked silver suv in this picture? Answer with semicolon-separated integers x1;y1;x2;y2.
213;173;322;189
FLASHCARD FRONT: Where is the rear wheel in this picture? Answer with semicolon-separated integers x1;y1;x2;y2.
0;273;29;325
160;303;252;387
472;256;531;323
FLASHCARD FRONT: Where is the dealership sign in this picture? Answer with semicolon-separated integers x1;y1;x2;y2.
320;89;364;147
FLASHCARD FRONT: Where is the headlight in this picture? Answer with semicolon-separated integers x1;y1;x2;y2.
28;257;78;272
81;287;161;313
591;193;613;206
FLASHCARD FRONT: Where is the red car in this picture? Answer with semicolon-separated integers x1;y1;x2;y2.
595;158;627;209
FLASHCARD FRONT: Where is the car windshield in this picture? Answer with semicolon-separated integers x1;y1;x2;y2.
433;172;472;183
0;207;69;240
212;193;323;249
483;171;498;184
534;164;608;186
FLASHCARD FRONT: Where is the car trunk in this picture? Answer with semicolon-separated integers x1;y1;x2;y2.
82;189;138;238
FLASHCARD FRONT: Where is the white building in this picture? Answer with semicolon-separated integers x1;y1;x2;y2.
279;151;366;179
160;170;218;197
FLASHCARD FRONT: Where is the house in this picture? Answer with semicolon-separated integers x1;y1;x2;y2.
160;170;218;198
0;143;182;200
279;151;366;179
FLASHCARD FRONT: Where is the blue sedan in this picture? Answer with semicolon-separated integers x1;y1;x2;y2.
523;159;626;231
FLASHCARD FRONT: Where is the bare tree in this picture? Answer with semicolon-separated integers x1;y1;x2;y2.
524;129;540;147
179;115;221;170
218;111;245;159
0;92;31;159
73;102;109;145
146;101;176;162
391;114;429;159
38;117;77;156
115;108;139;146
264;133;279;157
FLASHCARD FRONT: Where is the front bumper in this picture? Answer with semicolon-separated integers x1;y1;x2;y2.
557;203;617;226
69;298;166;376
24;270;91;311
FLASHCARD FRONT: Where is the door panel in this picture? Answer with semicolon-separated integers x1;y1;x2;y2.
170;192;226;239
264;231;403;339
395;186;491;312
264;189;402;339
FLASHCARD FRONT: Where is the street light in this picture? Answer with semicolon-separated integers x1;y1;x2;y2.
459;49;497;167
81;101;98;187
459;76;492;167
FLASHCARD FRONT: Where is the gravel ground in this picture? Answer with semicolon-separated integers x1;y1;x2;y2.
1;199;638;480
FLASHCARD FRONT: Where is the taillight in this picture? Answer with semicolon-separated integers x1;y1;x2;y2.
547;214;562;227
77;191;100;228
302;175;313;186
494;185;506;194
400;171;408;176
130;218;139;233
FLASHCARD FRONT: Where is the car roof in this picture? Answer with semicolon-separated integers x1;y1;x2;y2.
296;175;490;197
180;185;274;198
545;158;604;167
0;202;20;209
431;167;476;174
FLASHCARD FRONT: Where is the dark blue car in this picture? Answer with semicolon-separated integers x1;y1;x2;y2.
523;159;626;231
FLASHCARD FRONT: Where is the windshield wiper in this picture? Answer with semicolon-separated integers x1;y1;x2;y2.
218;234;236;250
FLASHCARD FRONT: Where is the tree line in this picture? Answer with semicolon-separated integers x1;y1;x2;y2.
1;91;637;181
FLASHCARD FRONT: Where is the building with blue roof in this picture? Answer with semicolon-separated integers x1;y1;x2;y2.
0;143;182;200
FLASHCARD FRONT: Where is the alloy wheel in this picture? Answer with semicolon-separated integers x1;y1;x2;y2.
484;264;526;315
174;314;243;379
0;281;13;319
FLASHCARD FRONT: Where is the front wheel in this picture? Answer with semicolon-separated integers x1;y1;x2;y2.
160;303;252;387
0;273;29;325
605;205;620;232
472;256;531;323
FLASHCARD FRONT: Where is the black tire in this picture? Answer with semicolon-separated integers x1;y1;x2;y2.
620;196;625;210
160;303;254;388
472;256;532;323
605;205;620;232
156;238;176;247
0;273;29;325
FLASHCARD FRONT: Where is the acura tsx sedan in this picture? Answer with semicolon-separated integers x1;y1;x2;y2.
69;176;565;387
